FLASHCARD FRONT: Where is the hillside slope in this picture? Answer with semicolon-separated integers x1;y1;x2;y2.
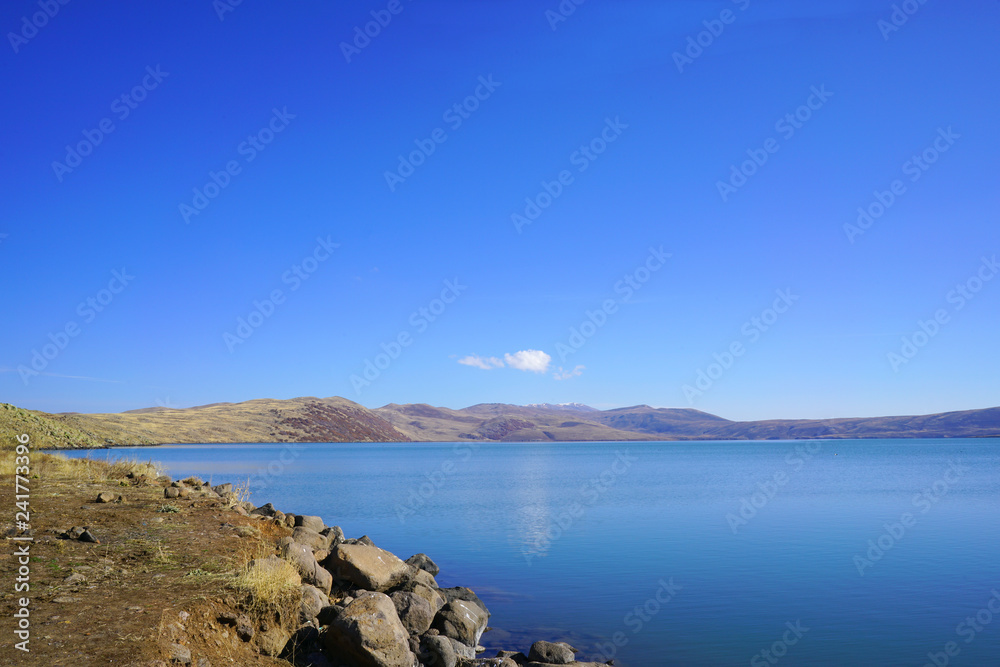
1;397;408;449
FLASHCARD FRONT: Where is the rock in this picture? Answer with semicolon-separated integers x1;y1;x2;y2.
95;492;115;503
321;525;345;547
389;590;435;635
439;587;489;618
405;553;440;576
168;642;192;664
433;600;489;648
115;494;127;503
196;658;212;667
324;544;412;592
64;572;87;584
317;603;344;626
527;641;576;664
164;487;181;499
421;634;457;667
292;526;329;551
301;584;330;623
357;534;376;547
411;567;438;589
64;526;87;540
295;515;325;533
79;529;99;544
465;659;518;667
217;611;238;627
284;513;297;528
212;483;232;495
254;623;291;657
323;592;414;667
395;580;445;614
281;541;332;595
236;614;254;641
250;502;278;517
449;637;476;660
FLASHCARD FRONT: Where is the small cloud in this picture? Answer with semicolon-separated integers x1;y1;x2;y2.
553;365;585;380
458;355;504;370
504;349;551;374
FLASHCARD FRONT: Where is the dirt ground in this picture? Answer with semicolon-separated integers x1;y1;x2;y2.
0;457;296;666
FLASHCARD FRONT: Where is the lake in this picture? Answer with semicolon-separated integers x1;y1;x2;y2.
64;439;1000;666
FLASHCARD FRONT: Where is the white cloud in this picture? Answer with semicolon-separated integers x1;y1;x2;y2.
503;349;552;374
458;355;504;370
553;365;585;380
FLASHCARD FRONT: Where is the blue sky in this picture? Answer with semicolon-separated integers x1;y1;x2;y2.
1;0;997;420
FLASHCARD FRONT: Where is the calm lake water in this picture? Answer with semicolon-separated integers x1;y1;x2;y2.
64;439;1000;666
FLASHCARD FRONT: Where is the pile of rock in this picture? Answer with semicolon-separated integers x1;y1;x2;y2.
227;494;609;667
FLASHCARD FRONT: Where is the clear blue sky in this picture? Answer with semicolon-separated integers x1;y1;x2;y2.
2;0;997;420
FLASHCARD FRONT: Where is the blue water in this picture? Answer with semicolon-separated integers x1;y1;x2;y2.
63;439;1000;666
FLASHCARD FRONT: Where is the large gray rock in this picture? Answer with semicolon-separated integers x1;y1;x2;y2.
432;600;489;648
389;590;435;635
420;634;456;667
295;514;326;533
527;640;576;664
396;581;445;614
439;587;489;617
405;553;440;577
321;525;345;547
293;526;329;551
301;584;330;624
324;544;413;592
322;592;414;667
281;541;332;595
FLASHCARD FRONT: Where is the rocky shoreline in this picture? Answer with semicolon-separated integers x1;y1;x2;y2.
157;474;609;667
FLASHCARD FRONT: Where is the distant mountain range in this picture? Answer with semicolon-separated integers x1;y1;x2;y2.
2;398;998;449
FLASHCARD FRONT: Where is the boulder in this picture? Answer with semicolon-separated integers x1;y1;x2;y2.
250;502;278;517
281;541;332;595
324;544;412;592
322;592;414;667
432;600;489;648
164;487;180;499
321;525;345;547
95;492;115;503
439;588;489;618
301;584;330;623
527;641;576;664
395;581;445;614
405;553;440;576
212;483;232;495
389;590;435;635
411;567;438;589
292;526;329;551
421;634;457;667
295;515;325;533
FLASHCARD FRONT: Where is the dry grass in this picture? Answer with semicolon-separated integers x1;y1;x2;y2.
229;541;301;617
0;449;160;482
